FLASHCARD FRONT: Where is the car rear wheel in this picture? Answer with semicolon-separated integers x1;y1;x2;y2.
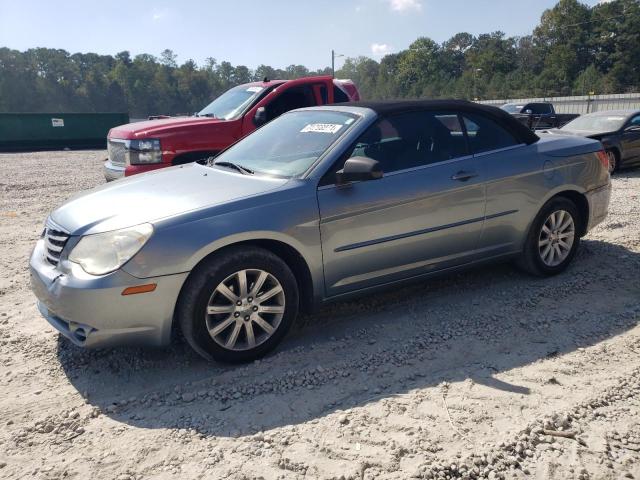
606;150;618;174
517;197;581;276
177;246;299;363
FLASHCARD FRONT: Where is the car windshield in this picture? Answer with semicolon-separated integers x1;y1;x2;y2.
562;114;627;132
198;84;265;120
501;104;524;114
211;110;358;177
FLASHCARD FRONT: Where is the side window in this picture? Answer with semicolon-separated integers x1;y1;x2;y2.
529;104;542;114
529;103;552;114
349;111;468;174
629;115;640;127
333;85;349;103
265;86;317;121
462;113;519;154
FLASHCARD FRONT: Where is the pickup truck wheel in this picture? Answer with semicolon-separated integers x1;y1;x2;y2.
517;197;581;277
177;246;299;363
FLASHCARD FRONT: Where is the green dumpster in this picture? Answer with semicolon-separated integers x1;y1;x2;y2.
0;113;129;151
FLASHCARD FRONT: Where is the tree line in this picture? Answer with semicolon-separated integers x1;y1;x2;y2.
0;0;638;117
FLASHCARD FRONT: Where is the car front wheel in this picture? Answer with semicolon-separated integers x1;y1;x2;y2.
517;197;581;276
177;247;299;363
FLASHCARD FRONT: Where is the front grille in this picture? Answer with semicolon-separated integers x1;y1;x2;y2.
44;221;70;266
108;140;127;166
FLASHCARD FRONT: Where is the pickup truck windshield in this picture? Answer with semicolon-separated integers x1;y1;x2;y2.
562;114;627;133
211;110;358;178
198;85;265;120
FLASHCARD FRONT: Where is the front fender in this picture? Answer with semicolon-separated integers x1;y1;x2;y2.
122;191;324;300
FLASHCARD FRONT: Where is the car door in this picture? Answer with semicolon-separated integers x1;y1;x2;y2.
317;110;486;297
463;112;542;255
621;114;640;164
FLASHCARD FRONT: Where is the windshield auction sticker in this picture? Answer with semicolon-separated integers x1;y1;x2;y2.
301;123;343;134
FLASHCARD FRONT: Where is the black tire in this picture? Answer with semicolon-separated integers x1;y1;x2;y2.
177;246;299;363
517;197;582;277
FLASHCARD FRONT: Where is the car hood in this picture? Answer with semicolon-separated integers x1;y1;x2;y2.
109;116;225;139
50;164;289;235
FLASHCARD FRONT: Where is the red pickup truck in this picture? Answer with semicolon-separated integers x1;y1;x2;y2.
104;76;360;180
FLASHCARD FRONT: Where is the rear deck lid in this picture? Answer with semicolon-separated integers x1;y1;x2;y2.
535;132;602;157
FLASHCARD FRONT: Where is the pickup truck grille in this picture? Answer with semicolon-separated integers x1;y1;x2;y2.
44;221;70;266
108;140;127;166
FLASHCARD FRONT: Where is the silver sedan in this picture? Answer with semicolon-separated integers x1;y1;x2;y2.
30;100;611;362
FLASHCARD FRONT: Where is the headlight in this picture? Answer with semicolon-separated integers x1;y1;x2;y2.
127;139;162;165
69;224;154;275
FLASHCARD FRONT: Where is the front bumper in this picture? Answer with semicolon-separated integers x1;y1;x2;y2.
585;182;611;232
103;160;125;182
124;163;168;177
30;239;188;348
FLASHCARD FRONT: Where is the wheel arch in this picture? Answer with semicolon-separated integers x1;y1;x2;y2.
546;189;590;237
606;146;621;170
178;237;317;316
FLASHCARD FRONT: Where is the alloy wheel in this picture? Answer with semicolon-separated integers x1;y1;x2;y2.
205;269;285;351
538;210;575;267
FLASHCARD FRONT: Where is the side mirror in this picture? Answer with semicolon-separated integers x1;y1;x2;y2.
253;107;267;127
524;109;533;115
625;124;640;132
335;157;383;185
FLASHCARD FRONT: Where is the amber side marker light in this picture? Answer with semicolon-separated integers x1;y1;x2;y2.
121;284;157;295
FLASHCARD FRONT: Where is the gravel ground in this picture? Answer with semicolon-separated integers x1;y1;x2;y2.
0;150;639;480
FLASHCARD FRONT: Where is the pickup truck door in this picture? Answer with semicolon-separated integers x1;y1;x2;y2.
242;78;331;135
317;110;486;297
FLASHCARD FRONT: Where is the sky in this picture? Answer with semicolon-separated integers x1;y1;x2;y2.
0;0;605;70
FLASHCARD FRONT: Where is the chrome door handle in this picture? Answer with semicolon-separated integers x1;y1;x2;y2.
451;171;478;182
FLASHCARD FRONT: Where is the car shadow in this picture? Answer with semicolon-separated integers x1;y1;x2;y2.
56;239;640;437
616;167;640;179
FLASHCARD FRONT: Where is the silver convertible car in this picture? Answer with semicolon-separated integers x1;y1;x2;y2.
30;101;611;362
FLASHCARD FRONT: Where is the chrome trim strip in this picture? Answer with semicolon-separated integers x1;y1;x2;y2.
45;252;60;264
45;241;63;253
45;217;68;234
46;233;68;242
334;210;518;252
108;138;129;145
471;143;525;158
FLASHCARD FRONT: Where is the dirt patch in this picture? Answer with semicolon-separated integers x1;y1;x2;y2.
0;151;639;479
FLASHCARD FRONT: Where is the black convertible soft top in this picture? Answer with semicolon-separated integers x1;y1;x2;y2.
341;99;540;145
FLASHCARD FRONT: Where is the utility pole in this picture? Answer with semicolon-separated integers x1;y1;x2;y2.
473;68;483;101
331;50;344;78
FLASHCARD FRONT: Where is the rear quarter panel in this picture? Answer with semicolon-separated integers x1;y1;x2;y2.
479;136;605;253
